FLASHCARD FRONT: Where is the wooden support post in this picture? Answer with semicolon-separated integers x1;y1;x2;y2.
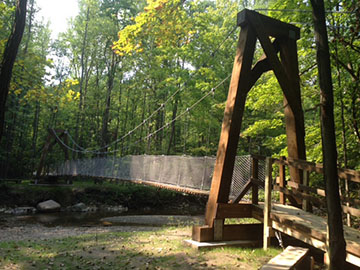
201;10;306;245
279;156;286;205
213;219;224;241
280;38;306;187
252;157;259;205
36;132;54;179
264;157;273;250
36;129;70;181
204;24;257;227
233;179;252;204
246;10;306;187
302;170;311;212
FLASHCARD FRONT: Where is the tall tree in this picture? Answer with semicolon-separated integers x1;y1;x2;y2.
310;0;346;268
0;0;27;141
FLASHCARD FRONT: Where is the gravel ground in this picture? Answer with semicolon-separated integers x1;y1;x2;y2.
0;214;203;242
101;215;204;226
0;223;161;242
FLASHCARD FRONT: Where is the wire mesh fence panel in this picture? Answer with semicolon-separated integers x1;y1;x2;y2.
257;158;266;202
144;155;163;182
118;156;131;180
80;159;90;176
258;158;265;185
159;156;181;186
111;157;120;179
70;159;77;176
229;155;252;199
202;157;216;190
103;158;110;177
51;155;264;195
129;155;144;180
177;156;207;189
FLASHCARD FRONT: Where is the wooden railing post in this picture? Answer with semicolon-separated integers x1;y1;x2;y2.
302;170;311;212
279;156;286;205
251;156;259;205
213;219;224;241
344;178;351;227
264;157;273;250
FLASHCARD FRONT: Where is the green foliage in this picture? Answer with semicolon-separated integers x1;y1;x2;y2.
0;180;207;209
0;0;359;179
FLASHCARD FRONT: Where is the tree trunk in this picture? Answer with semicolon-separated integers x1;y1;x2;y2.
101;52;117;151
74;5;90;158
167;97;178;155
23;0;34;55
129;98;138;153
333;23;350;227
32;101;40;157
2;98;18;178
310;0;346;268
0;0;27;141
114;83;123;153
95;63;101;139
351;84;360;143
139;91;147;154
121;87;130;156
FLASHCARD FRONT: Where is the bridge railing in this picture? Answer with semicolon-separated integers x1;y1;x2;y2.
261;156;360;227
51;155;259;197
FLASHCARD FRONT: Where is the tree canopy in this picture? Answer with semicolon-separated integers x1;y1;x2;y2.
0;0;359;179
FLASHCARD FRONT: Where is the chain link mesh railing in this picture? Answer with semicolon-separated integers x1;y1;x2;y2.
52;155;265;197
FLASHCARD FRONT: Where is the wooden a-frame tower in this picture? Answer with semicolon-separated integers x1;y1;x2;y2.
36;129;70;182
193;9;306;242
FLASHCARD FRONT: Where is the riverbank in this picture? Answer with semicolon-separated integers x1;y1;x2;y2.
0;214;204;242
0;180;207;215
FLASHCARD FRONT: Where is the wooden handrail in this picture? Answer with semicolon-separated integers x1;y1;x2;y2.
273;181;360;219
260;155;360;223
273;185;326;208
250;155;359;185
271;157;360;184
251;155;360;221
286;180;360;208
287;181;326;197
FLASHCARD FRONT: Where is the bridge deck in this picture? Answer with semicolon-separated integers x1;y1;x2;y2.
252;203;360;266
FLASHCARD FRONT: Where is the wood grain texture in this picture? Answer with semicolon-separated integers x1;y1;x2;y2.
205;24;257;226
253;203;360;261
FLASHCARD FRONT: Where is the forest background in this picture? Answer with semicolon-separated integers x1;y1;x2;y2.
0;0;359;179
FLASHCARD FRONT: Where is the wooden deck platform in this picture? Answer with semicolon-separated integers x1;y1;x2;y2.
252;203;360;266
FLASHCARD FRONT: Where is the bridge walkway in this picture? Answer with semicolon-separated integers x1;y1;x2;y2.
192;155;360;267
253;202;360;266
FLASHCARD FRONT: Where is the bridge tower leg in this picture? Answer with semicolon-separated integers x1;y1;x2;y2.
36;129;70;183
192;9;306;243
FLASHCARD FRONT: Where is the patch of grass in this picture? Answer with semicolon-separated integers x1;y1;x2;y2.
224;218;262;225
0;226;281;270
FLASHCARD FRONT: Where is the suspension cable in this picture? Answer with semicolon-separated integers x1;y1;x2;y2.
52;73;231;155
62;23;239;153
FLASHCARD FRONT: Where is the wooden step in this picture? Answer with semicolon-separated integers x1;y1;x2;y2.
261;246;313;270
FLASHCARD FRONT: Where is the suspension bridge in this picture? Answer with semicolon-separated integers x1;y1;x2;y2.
49;154;262;196
35;9;360;269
